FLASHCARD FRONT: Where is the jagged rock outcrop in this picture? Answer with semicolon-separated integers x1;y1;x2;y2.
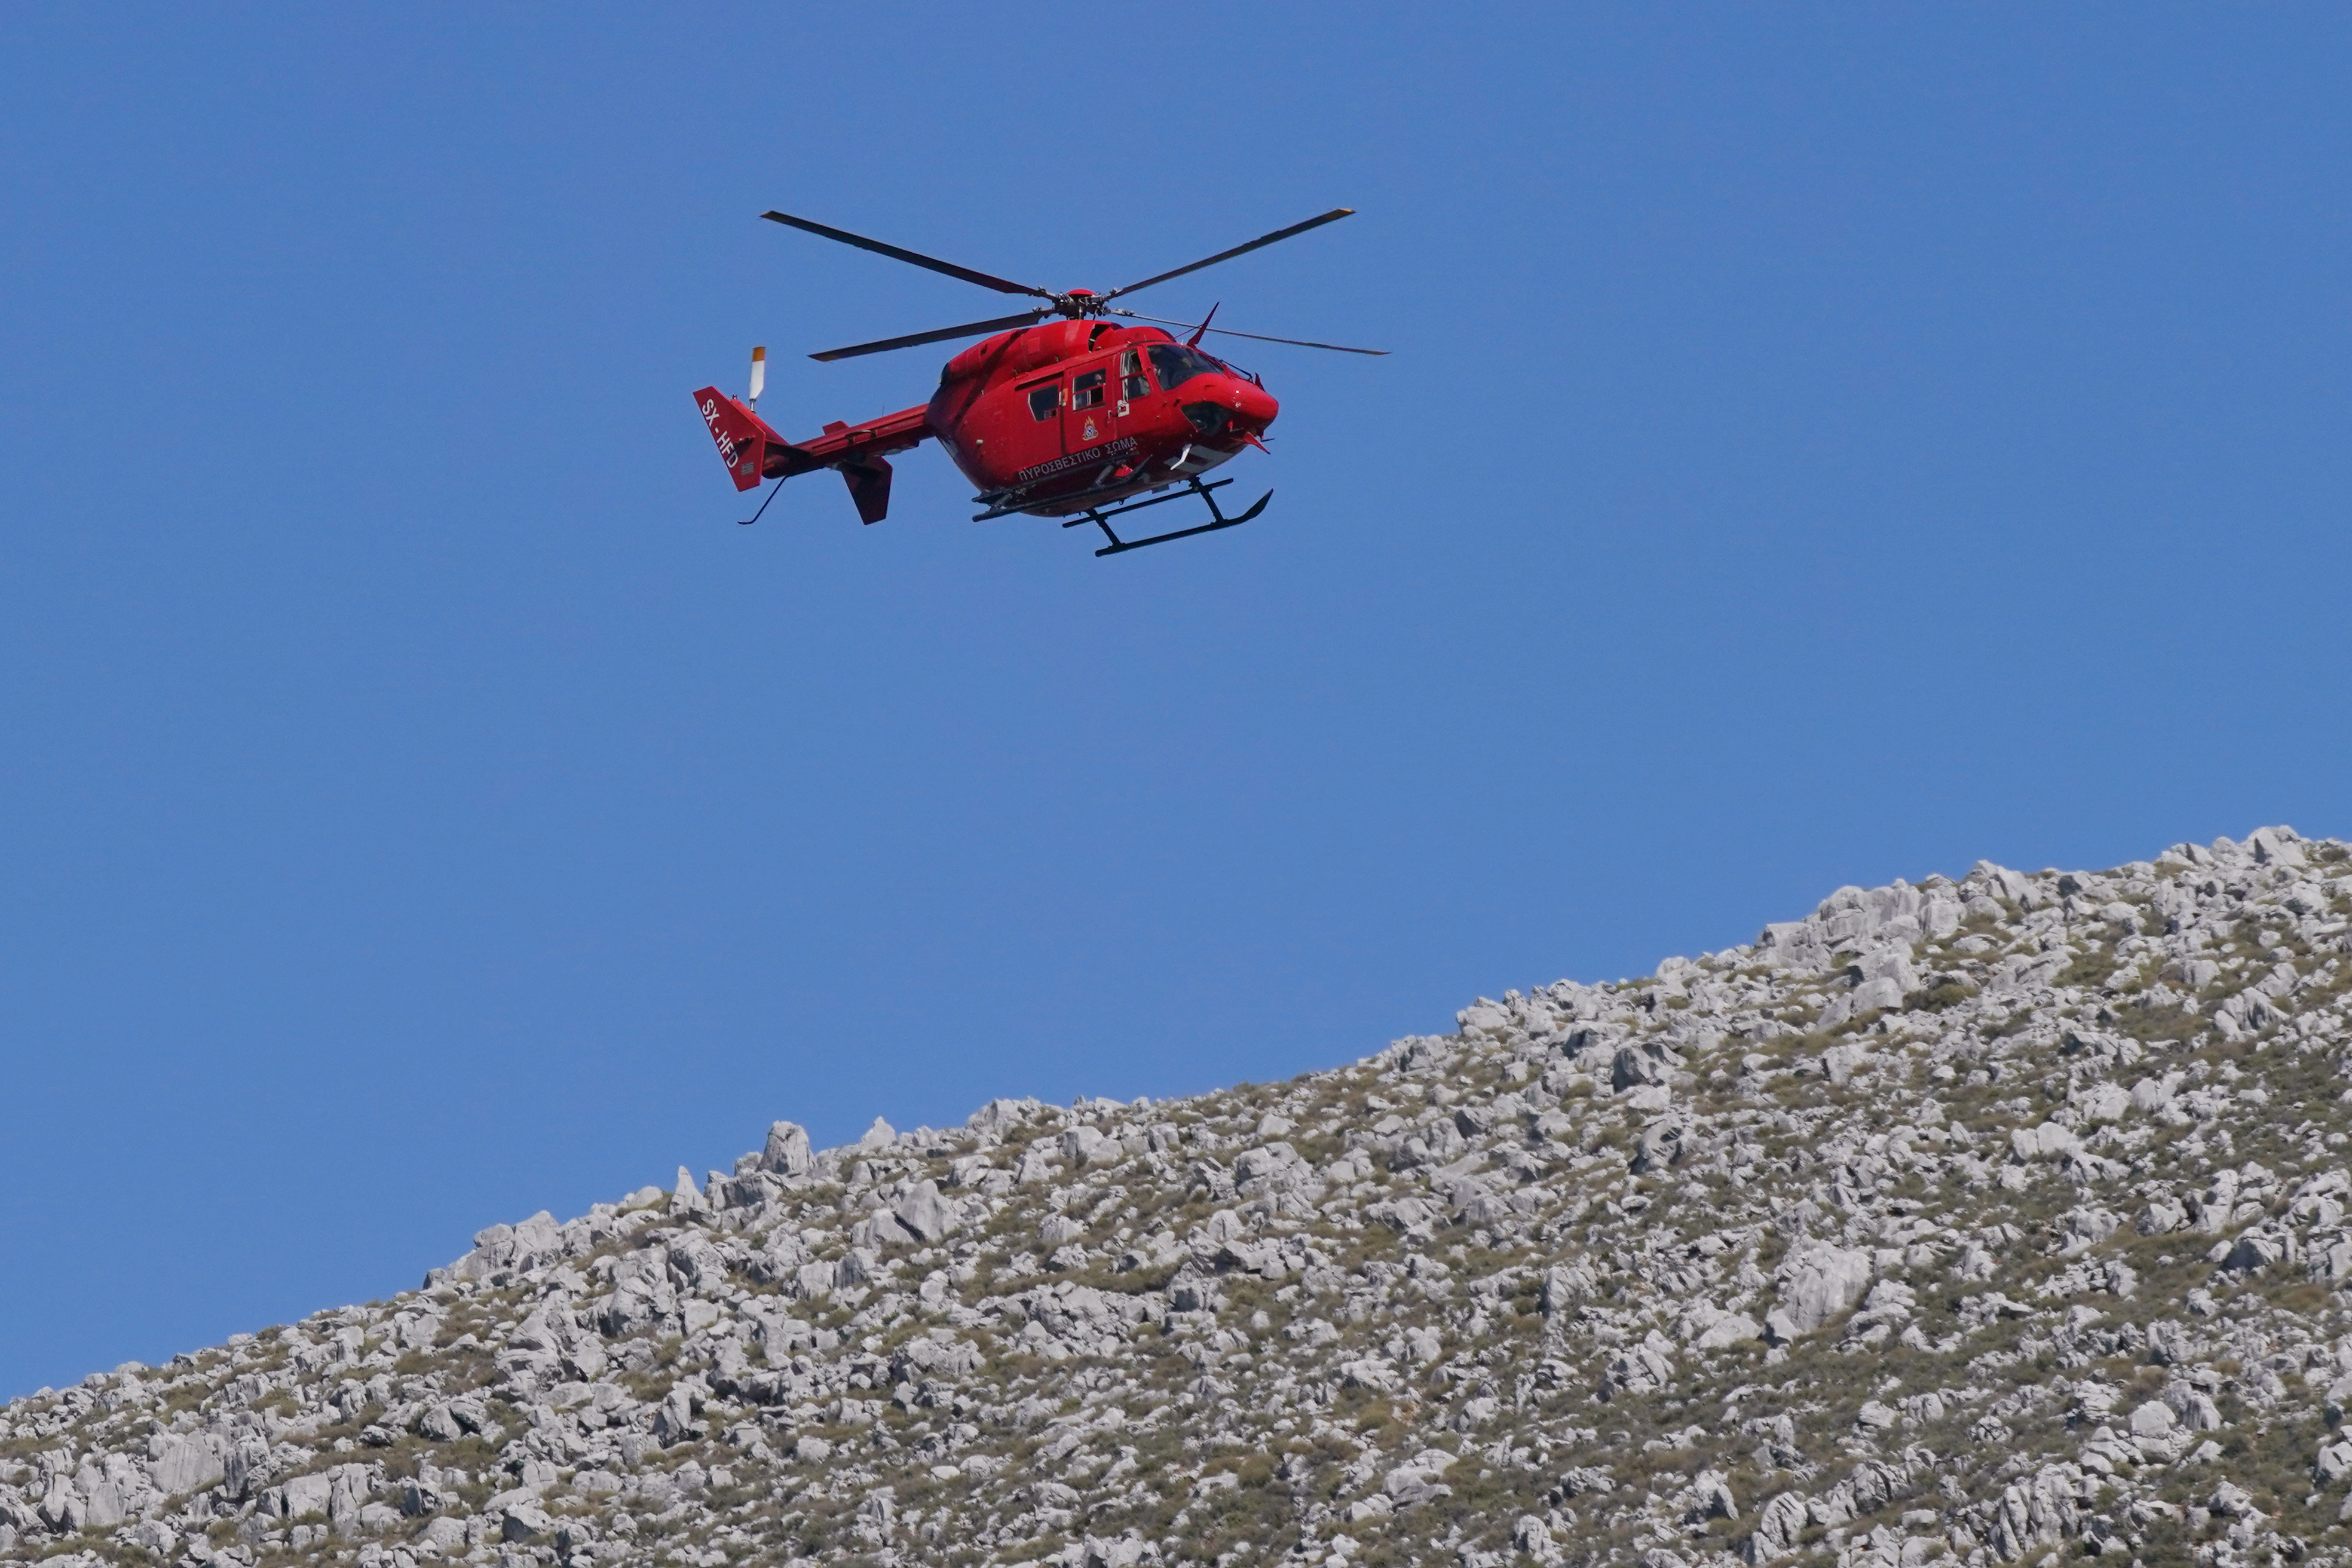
8;826;2352;1568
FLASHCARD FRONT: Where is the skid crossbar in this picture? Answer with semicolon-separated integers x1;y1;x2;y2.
1065;478;1272;557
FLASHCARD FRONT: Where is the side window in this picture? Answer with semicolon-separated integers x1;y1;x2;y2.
1120;350;1149;401
1071;368;1107;410
1026;382;1059;421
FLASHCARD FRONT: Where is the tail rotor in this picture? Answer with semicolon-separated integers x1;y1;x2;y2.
739;345;781;525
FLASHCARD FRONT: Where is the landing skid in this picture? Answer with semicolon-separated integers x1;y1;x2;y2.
1059;477;1272;557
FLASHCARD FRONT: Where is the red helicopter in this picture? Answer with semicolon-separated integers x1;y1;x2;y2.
693;209;1383;556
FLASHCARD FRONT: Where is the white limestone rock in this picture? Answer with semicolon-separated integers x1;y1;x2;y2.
15;826;2352;1568
1765;1242;1873;1340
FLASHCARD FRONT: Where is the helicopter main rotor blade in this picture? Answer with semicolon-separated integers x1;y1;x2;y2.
808;310;1050;362
1111;310;1389;356
1101;209;1356;302
761;211;1054;301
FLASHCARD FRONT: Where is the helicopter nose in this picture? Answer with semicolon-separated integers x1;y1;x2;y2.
1232;379;1279;431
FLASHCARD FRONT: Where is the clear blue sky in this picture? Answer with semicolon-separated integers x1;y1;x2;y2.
4;4;2347;1397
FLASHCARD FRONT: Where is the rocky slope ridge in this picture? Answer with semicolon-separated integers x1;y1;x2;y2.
9;828;2352;1568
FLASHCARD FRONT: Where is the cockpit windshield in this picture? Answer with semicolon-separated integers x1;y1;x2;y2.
1146;343;1229;393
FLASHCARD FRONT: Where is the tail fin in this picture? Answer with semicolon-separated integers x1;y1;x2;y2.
693;387;786;492
842;457;893;525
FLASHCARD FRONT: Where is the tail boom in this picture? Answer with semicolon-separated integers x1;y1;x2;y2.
692;389;931;521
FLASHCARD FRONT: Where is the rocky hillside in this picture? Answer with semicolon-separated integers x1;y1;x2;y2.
8;828;2352;1568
